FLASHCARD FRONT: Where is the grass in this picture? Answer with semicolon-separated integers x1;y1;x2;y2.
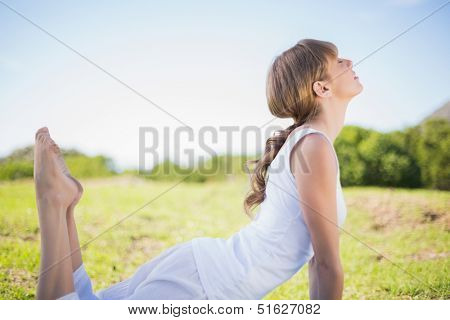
0;175;448;299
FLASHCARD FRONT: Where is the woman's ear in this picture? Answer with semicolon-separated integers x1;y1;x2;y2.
313;81;332;98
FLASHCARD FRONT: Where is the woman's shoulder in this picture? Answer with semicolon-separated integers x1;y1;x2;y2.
289;130;338;178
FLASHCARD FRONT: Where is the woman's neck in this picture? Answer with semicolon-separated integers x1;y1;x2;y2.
302;100;348;143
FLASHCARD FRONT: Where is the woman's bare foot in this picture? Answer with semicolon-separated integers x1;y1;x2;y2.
52;143;84;208
34;127;80;210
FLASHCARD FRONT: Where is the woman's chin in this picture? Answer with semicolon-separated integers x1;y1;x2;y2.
353;82;364;95
357;82;364;93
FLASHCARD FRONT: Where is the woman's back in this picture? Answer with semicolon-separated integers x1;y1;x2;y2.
191;127;348;299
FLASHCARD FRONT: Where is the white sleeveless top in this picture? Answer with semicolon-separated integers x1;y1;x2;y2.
191;127;347;299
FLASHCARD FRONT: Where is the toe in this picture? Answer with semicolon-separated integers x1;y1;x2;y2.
35;128;48;140
35;127;49;140
39;134;46;144
37;134;45;144
40;135;52;149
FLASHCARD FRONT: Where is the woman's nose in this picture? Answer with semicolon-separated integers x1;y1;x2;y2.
347;59;353;69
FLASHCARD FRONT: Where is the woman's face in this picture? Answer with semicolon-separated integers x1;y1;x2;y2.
322;56;363;100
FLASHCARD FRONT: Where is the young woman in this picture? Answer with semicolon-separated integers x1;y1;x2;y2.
34;38;363;300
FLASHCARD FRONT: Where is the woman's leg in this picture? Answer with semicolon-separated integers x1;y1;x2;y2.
52;136;84;272
36;201;74;299
65;173;84;272
66;205;83;272
34;127;80;299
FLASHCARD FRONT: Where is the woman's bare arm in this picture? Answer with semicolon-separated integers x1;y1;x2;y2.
308;255;343;299
291;133;344;299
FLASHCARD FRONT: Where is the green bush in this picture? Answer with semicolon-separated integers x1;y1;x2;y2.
141;124;448;189
143;155;250;183
416;119;450;190
144;160;206;183
199;155;250;181
335;126;372;186
0;160;34;180
2;120;448;190
64;155;116;178
357;130;422;187
0;146;116;181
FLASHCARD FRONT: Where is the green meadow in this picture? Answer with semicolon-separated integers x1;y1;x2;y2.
0;175;448;300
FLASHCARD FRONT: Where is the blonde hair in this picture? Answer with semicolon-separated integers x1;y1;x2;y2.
244;38;338;218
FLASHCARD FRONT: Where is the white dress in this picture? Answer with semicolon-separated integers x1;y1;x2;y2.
59;240;207;299
59;127;347;300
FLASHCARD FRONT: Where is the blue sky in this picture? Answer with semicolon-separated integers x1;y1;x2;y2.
0;0;449;169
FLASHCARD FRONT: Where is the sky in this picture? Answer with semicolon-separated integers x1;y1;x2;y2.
0;0;449;170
